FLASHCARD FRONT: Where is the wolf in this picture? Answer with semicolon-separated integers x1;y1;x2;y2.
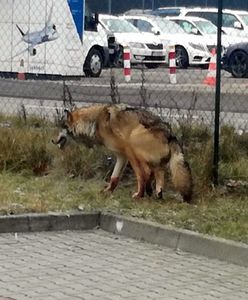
53;104;193;202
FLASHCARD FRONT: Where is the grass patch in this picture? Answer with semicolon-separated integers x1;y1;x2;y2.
0;172;247;243
0;115;247;243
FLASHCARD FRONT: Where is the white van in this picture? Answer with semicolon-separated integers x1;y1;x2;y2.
0;0;117;78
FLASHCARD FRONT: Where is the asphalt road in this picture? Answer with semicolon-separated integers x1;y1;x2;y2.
1;68;248;111
0;67;248;131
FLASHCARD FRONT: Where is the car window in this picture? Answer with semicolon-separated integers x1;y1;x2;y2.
222;13;240;28
155;18;185;34
238;14;248;26
126;18;136;26
136;20;153;33
185;12;203;18
176;20;195;34
186;11;218;26
101;18;140;33
194;20;217;34
186;11;240;29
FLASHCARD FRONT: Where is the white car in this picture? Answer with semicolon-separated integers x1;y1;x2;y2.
99;14;166;68
122;15;211;68
169;16;248;52
153;7;248;38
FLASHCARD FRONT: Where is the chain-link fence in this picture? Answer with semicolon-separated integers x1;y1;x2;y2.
0;0;248;185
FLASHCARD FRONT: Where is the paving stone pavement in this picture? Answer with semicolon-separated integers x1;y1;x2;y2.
0;229;247;300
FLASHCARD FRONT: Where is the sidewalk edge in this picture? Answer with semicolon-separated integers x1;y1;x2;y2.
100;213;248;267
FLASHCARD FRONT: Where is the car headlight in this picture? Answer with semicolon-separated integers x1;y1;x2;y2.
189;42;206;52
128;42;145;49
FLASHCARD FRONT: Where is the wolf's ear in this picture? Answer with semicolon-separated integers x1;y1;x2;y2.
64;109;72;122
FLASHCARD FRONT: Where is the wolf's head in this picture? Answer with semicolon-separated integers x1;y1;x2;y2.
52;109;73;149
52;107;98;149
52;129;68;149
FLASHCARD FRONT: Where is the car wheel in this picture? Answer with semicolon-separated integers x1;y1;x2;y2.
145;63;160;69
229;50;248;78
175;46;189;69
83;48;103;77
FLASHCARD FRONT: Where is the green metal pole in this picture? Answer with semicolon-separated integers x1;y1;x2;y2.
213;0;223;185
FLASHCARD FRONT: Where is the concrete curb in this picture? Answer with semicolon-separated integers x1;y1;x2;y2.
100;213;248;267
0;212;247;267
0;212;100;233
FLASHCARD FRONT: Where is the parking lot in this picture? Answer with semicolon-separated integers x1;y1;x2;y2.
0;229;248;300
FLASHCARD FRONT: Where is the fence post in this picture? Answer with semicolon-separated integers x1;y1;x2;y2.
213;0;223;185
123;46;131;82
169;45;177;84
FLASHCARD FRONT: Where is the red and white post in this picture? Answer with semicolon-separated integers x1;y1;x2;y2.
169;45;176;84
17;58;26;80
123;46;131;82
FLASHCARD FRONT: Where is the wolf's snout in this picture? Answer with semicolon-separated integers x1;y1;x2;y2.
52;136;67;149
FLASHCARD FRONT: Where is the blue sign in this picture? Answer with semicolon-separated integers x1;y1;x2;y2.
67;0;84;38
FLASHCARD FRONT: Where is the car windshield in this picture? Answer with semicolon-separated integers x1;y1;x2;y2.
222;13;240;28
101;18;140;33
238;14;248;26
194;20;217;34
153;18;185;34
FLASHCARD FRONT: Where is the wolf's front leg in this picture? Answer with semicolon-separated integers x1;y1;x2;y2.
104;154;127;193
132;177;146;199
130;160;151;199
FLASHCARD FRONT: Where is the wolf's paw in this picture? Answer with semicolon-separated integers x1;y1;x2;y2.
132;191;144;199
102;177;119;194
103;186;113;193
155;188;163;199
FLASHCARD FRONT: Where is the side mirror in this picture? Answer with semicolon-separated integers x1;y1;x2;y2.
85;13;98;31
221;28;227;34
151;27;160;35
94;12;99;24
234;21;243;30
191;27;199;35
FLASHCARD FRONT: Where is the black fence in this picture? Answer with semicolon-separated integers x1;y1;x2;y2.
0;0;248;186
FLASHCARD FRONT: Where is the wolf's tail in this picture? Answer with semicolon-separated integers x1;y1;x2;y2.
168;138;193;202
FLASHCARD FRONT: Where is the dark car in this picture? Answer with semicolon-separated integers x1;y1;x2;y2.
222;42;248;78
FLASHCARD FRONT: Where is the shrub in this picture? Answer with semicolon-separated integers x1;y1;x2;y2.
52;142;111;180
0;126;52;174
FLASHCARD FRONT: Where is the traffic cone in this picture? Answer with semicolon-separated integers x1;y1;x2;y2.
17;59;26;80
203;48;216;86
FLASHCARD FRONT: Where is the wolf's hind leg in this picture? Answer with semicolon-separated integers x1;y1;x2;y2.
104;154;127;192
153;167;165;199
